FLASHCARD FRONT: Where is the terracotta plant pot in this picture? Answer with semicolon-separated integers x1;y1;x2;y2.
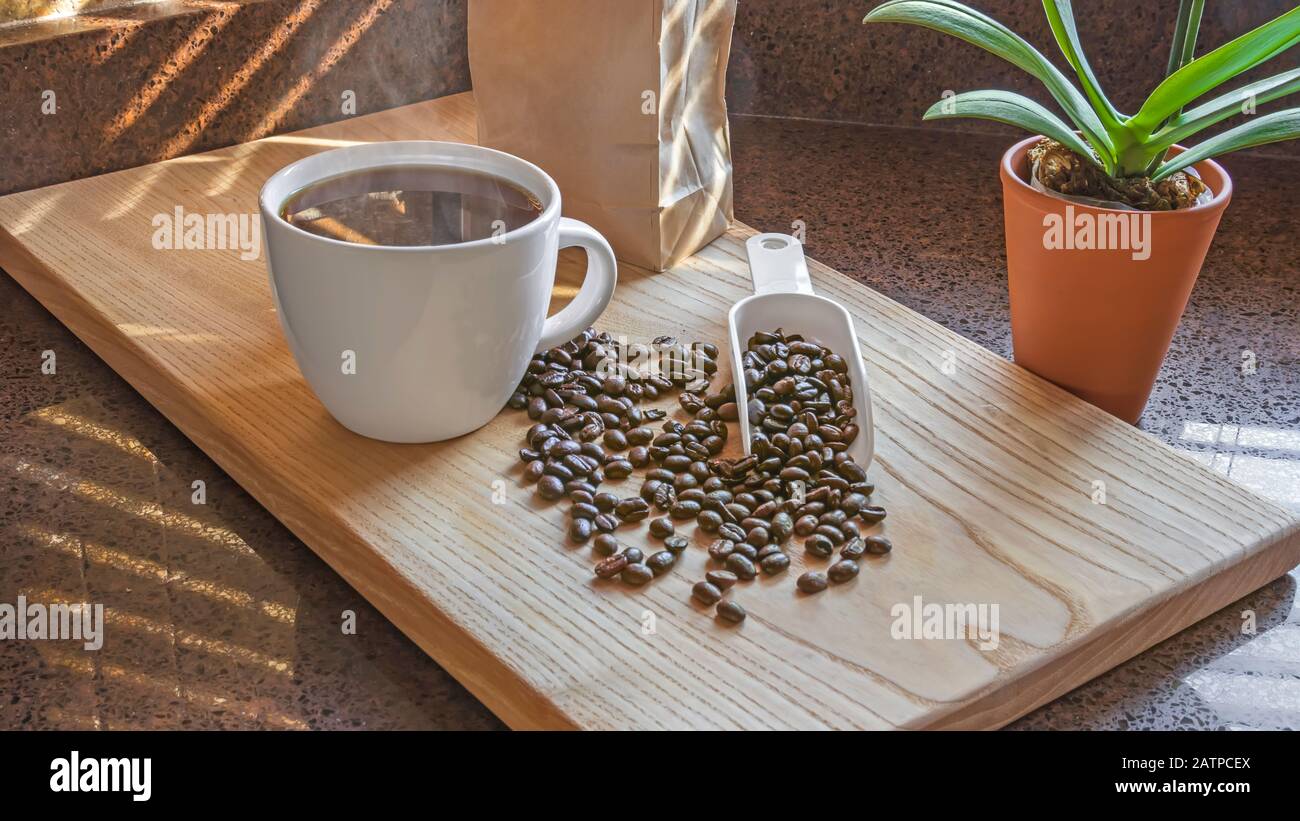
1000;136;1232;424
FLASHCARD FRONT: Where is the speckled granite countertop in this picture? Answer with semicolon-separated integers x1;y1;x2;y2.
2;116;1297;730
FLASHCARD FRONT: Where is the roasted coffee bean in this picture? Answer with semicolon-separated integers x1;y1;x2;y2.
627;426;655;446
673;473;699;492
662;454;692;473
840;537;866;560
725;553;758;580
837;460;867;483
779;466;810;483
653;483;677;511
604;459;634;479
859;505;887;524
593;513;619;533
594;491;618;512
649;517;675;538
670;500;702;519
828;559;860;583
796;571;828;594
569;518;592;543
550;439;582;457
564;452;595;478
718;523;747;543
594;554;628;579
622;563;654;586
628;445;650;467
571;502;599;520
745;526;770;547
654;432;682;448
732;542;758;560
805;534;834;558
664;535;690;554
840;492;869;517
795;501;825;518
678;488;707;505
769;511;795;542
603;429;628;450
621;547;644;564
692;581;723;605
717;600;747;624
646;550;676;576
640;479;662;502
615;497;651;521
524;460;546;483
705;488;733;505
815;525;846;546
537;476;566;500
706;569;739;590
794;514;819;536
708;539;737;562
864;535;892;555
593;534;619;556
697;510;724;533
756;543;783;561
750;500;778;519
544;461;574;482
723;503;750;523
760;552;790;575
819;509;848;527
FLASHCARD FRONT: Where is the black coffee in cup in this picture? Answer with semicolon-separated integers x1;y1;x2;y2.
280;165;543;247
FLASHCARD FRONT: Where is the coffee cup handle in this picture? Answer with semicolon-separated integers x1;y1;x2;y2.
536;218;619;353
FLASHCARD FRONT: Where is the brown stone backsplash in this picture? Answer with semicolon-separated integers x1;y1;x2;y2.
0;0;469;195
4;0;1298;197
728;0;1300;159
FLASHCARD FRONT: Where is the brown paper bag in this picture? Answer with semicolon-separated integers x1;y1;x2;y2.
469;0;736;272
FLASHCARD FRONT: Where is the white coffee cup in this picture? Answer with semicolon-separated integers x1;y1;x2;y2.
260;141;617;443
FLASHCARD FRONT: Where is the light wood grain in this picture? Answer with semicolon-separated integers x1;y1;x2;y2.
1;93;1297;729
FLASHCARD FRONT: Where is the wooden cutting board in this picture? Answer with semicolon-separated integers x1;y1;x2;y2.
2;93;1297;729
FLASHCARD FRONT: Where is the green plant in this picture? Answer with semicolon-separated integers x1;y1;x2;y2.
864;0;1300;181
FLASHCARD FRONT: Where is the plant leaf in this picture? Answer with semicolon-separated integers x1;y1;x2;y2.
1151;67;1300;150
1132;5;1300;135
1042;0;1122;126
1166;0;1205;78
864;0;1115;169
922;90;1101;167
1153;107;1300;180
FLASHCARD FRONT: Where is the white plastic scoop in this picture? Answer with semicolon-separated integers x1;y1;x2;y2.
728;233;875;468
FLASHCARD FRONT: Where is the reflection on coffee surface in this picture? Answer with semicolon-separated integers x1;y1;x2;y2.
281;165;543;247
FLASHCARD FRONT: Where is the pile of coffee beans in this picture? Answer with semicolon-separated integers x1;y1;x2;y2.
510;326;889;626
511;328;718;543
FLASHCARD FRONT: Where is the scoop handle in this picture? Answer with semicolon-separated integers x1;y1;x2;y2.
745;233;814;296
